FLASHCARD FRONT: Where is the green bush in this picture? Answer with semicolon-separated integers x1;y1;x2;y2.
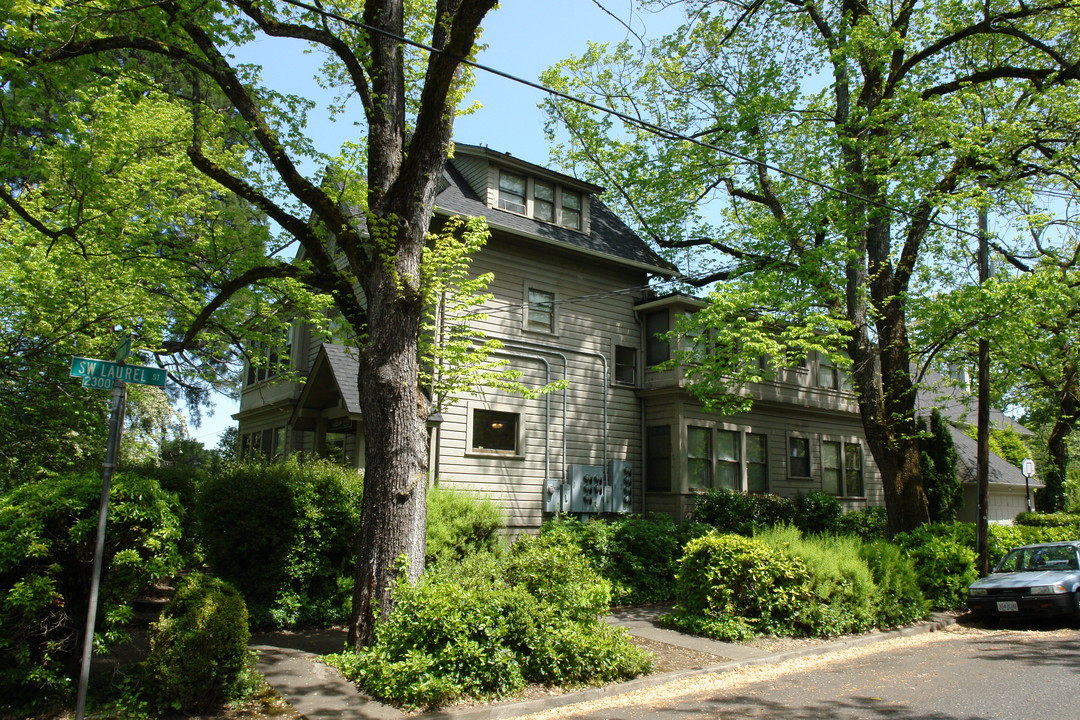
426;485;503;567
691;489;795;534
195;457;362;628
756;526;878;636
540;514;710;605
1014;511;1080;530
893;525;977;610
0;472;183;712
835;507;889;539
793;492;843;534
663;532;812;640
859;540;929;627
146;573;253;713
328;541;650;709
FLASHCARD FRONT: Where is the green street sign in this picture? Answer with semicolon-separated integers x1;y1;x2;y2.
113;337;131;363
69;356;167;387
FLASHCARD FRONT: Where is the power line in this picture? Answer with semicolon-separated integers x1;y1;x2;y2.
277;0;984;241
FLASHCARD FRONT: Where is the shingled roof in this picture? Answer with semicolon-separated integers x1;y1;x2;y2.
436;144;679;277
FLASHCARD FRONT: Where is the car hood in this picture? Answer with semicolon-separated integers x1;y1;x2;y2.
970;571;1080;590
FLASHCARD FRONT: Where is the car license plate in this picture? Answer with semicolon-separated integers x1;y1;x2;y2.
997;601;1018;612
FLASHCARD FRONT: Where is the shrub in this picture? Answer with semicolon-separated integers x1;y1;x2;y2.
539;514;710;605
835;506;889;540
195;457;362;628
426;485;503;567
893;525;977;611
1014;512;1080;531
691;489;795;534
756;526;878;636
329;542;650;709
859;540;929;627
146;573;253;713
0;472;183;712
663;532;812;640
793;492;843;534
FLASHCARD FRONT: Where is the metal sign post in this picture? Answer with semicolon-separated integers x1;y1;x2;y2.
74;373;127;720
1022;458;1036;513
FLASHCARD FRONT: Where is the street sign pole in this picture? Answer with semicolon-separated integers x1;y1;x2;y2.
74;375;127;720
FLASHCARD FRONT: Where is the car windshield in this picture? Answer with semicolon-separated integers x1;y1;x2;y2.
996;545;1079;573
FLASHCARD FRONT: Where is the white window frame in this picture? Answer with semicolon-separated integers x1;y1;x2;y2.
522;284;558;335
466;404;525;459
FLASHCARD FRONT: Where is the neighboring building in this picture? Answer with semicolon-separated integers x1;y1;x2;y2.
236;143;1029;531
917;373;1041;522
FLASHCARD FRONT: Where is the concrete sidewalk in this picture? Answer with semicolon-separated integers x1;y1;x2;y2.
252;607;958;720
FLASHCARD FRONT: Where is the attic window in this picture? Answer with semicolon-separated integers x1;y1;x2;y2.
498;171;527;214
495;168;587;231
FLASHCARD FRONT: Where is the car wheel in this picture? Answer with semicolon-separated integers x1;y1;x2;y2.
1072;592;1080;629
981;614;999;629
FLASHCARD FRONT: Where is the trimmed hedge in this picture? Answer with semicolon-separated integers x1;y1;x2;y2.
1015;511;1080;530
663;532;812;641
146;573;253;713
195;458;363;628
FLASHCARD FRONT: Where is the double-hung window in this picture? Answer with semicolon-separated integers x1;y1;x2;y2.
527;288;555;333
716;430;740;490
498;171;527;214
822;441;864;496
789;436;811;477
687;427;712;490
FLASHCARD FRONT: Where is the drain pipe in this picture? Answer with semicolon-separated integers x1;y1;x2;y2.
483;346;554;483
494;337;609;480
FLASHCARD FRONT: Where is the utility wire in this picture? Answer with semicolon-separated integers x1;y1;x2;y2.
277;0;985;241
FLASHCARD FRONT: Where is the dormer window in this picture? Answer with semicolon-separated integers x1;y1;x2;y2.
533;181;555;222
498;171;527;214
561;189;582;230
496;168;587;231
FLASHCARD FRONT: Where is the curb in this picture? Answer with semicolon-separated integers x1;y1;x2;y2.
258;614;957;720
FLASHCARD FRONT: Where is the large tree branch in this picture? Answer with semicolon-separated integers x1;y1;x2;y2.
227;0;375;115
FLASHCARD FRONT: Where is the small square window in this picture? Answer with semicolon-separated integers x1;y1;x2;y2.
614;345;637;385
472;410;519;454
527;288;555;332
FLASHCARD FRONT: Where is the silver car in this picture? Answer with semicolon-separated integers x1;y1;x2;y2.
967;541;1080;626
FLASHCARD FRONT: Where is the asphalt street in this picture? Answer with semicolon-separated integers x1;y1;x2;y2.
539;624;1080;720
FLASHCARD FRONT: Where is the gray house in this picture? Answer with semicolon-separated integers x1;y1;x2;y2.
235;144;1028;530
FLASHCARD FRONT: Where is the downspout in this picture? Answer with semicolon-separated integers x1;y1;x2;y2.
483;346;554;483
495;337;609;481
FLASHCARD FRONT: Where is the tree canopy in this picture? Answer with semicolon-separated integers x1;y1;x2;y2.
1;0;499;646
542;0;1080;532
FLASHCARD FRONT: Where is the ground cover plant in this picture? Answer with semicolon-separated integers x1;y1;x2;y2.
327;534;651;709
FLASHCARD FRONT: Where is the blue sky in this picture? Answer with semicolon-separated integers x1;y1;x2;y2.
190;1;674;446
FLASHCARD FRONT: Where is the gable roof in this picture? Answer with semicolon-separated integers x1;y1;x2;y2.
916;369;1031;436
289;344;361;430
948;425;1042;488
